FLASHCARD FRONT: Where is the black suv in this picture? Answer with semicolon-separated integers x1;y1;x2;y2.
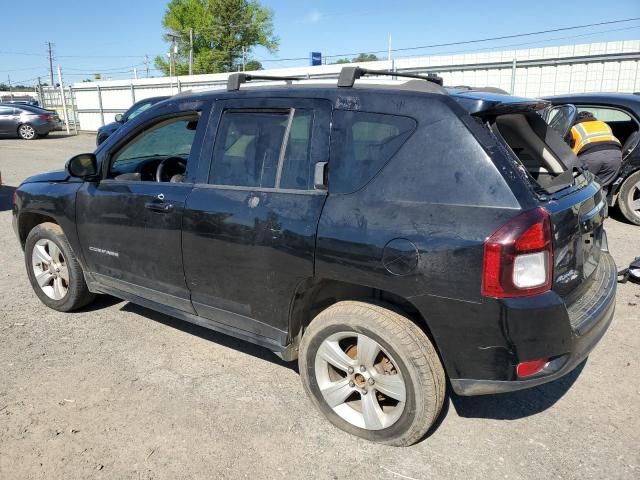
13;68;616;446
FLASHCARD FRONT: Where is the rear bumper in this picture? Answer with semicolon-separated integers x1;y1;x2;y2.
450;252;616;396
34;121;56;135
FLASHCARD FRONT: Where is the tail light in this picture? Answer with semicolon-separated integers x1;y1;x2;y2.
482;208;553;298
38;114;52;120
516;358;550;378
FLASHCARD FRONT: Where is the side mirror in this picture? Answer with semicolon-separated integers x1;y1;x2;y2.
114;113;124;123
66;153;98;179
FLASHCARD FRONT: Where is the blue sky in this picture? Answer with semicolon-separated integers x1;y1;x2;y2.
1;0;639;85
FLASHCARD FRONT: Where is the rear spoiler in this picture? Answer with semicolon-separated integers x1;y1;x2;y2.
450;91;550;116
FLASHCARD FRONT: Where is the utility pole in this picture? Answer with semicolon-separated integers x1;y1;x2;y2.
242;46;246;71
144;55;150;78
189;28;194;76
388;34;392;62
47;42;55;86
7;75;12;97
37;77;44;107
133;68;138;80
57;66;70;135
166;32;179;84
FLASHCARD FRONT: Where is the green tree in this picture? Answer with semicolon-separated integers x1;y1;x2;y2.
0;83;31;90
155;0;278;75
352;53;379;62
332;53;379;65
245;60;263;71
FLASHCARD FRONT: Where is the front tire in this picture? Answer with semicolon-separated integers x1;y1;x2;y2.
25;223;95;311
18;124;38;140
299;301;445;446
618;171;640;226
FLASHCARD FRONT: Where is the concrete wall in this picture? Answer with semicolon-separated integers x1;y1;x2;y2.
72;40;640;131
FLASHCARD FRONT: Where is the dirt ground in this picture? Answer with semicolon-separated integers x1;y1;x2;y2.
0;132;639;480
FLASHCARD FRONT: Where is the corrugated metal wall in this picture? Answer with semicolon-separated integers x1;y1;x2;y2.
72;40;640;132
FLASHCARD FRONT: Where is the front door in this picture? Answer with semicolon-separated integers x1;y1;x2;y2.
182;98;331;344
76;107;208;313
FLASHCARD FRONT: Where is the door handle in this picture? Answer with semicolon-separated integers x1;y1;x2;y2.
145;201;174;213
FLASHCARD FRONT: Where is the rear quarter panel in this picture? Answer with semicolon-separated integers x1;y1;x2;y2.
315;95;531;379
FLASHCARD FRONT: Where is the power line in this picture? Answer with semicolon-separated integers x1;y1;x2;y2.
64;62;146;73
255;16;640;64
399;24;640;59
0;66;44;72
2;17;638;63
324;16;640;59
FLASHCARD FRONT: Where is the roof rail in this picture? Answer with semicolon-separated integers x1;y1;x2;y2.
337;66;444;88
227;73;302;91
451;85;510;95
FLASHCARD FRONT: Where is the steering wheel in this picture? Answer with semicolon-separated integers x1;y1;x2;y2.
155;156;186;182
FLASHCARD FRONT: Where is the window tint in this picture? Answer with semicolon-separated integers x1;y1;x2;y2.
577;106;633;123
126;101;154;121
0;106;14;115
329;111;416;193
110;115;198;179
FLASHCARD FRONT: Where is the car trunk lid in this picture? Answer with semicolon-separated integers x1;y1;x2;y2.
470;94;607;299
544;178;606;297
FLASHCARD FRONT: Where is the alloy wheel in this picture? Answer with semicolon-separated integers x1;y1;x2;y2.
314;331;406;430
628;179;640;217
31;239;69;300
19;124;36;140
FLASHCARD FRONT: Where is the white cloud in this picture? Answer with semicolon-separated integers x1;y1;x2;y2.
303;9;322;24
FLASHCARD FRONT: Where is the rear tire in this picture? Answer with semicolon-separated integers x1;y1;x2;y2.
18;123;38;140
299;301;445;446
25;223;95;311
618;171;640;226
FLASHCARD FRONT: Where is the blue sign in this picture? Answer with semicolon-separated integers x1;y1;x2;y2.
310;52;322;66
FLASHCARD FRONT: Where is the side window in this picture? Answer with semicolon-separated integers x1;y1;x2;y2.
126;101;153;121
329;111;417;194
109;115;198;180
209;108;314;190
0;106;14;115
577;106;633;123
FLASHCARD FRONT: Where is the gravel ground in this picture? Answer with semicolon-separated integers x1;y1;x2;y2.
1;132;639;480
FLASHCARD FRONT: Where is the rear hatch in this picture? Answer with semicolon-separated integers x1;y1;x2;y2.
452;91;607;300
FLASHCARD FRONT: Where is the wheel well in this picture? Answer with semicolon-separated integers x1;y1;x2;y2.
18;212;58;248
289;278;443;361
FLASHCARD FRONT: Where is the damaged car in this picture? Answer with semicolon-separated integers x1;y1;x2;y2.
13;68;616;446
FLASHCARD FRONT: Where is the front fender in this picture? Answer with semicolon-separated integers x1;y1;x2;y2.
14;182;83;259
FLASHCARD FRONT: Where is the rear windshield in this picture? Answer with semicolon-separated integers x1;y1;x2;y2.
492;112;579;192
15;105;53;114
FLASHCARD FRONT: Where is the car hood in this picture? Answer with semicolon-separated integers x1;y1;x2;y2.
23;169;70;184
98;122;122;136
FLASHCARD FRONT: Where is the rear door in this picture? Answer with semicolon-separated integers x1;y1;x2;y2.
182;97;331;344
0;106;15;134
